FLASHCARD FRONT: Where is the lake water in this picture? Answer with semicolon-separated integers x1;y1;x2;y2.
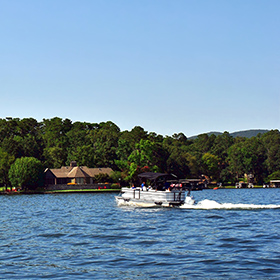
1;189;280;279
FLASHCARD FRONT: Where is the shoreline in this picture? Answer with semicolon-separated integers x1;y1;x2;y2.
1;185;277;195
0;189;121;195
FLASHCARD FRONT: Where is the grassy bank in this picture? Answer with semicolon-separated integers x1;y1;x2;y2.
46;189;121;193
0;186;267;194
0;187;121;194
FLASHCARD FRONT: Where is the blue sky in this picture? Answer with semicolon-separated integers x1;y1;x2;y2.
0;0;279;137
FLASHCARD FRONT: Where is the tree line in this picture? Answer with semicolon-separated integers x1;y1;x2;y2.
0;117;279;189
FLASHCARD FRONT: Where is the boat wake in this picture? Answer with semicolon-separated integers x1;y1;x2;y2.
116;197;280;209
180;199;280;210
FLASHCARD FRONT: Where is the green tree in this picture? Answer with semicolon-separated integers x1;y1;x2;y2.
267;170;280;181
227;141;246;181
0;118;20;142
202;153;220;181
92;173;112;183
209;132;234;182
18;118;41;137
129;126;148;143
128;139;156;167
89;121;120;168
227;137;266;183
0;136;21;158
116;138;133;162
65;121;98;166
67;144;95;167
166;147;191;178
262;130;280;175
9;157;44;190
0;148;15;189
211;132;234;162
172;132;188;145
185;134;216;177
43;146;65;169
148;132;164;143
116;126;148;159
190;133;216;155
0;118;43;160
13;134;43;159
41;118;71;167
163;134;198;178
119;139;160;181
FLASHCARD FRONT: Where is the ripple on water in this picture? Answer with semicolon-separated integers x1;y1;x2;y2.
1;190;280;279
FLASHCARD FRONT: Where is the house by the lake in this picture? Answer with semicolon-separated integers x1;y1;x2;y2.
270;180;280;188
44;161;113;186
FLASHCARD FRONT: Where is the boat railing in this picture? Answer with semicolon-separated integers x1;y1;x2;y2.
121;187;185;202
133;188;141;199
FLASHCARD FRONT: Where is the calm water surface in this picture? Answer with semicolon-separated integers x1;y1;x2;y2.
1;189;280;279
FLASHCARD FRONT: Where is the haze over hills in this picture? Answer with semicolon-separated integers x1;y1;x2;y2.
189;129;270;139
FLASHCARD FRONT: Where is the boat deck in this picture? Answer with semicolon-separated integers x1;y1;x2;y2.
120;187;185;203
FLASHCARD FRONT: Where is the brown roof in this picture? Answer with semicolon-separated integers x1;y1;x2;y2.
81;167;113;177
47;167;71;178
46;166;113;179
67;166;90;178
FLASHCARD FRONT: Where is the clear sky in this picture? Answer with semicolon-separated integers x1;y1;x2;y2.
0;0;279;137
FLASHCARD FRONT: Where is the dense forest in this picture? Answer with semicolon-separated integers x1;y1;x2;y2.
0;117;279;187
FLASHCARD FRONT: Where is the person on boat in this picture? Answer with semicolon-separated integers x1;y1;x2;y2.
157;183;163;191
164;181;170;191
141;182;145;191
131;184;136;189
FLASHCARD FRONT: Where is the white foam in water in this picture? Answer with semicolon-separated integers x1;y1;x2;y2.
117;198;280;209
180;199;280;210
116;199;160;208
116;197;280;209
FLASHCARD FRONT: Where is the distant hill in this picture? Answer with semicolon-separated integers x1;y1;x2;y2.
229;130;269;138
189;129;269;139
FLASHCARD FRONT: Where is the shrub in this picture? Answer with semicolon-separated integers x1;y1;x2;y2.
111;183;121;189
9;157;44;190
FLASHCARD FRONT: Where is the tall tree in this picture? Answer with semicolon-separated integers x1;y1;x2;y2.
129;126;148;143
227;140;246;181
117;139;160;181
211;132;234;162
262;130;280;175
9;157;44;190
202;153;220;181
166;147;192;178
41;118;71;167
227;137;266;183
0;148;15;189
66;121;97;166
89;121;120;168
190;133;216;155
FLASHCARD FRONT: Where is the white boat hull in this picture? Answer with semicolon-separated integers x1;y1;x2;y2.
116;187;193;207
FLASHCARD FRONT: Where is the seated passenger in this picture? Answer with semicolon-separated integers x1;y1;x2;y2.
164;182;170;191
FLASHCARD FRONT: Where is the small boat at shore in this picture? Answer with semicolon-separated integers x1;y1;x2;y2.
115;172;198;207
